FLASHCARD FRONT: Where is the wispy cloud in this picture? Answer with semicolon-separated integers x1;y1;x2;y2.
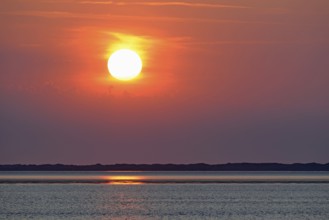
1;11;81;19
1;10;282;26
79;1;251;9
183;40;326;46
171;38;329;52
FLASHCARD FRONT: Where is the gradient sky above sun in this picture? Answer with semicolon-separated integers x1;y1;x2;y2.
0;0;328;164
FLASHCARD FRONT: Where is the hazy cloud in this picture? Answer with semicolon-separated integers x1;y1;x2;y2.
79;1;251;9
1;10;283;25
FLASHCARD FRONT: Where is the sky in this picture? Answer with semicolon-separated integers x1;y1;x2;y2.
1;0;328;164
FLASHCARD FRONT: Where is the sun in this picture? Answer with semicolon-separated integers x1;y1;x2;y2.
108;49;142;81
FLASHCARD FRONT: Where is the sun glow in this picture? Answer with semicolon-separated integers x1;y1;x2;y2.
104;175;144;185
108;49;142;81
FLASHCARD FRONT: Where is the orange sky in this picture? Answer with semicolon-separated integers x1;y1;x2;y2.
1;0;329;164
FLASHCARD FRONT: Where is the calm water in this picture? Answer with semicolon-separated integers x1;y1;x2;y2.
0;171;329;219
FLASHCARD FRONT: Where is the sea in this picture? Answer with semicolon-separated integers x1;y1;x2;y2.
0;171;328;219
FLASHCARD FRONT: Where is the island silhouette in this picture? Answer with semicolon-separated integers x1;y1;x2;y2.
1;163;328;171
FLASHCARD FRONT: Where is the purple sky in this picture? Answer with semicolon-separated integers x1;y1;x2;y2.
1;0;328;164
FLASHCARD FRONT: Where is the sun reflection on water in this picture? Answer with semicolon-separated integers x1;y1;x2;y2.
104;175;145;185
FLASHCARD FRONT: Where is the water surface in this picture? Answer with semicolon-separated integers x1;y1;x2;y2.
1;171;328;184
0;171;328;219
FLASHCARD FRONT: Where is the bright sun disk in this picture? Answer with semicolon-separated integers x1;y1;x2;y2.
108;49;142;81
